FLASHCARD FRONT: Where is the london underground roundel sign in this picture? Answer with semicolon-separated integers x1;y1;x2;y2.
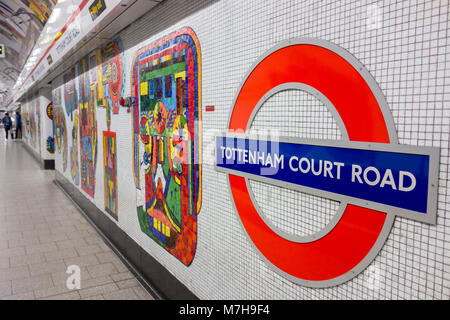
215;39;439;287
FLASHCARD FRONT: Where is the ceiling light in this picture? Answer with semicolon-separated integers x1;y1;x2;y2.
47;8;61;24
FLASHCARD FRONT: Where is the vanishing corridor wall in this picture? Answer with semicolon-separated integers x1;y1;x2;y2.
22;88;54;161
52;0;450;299
40;88;55;159
22;94;40;154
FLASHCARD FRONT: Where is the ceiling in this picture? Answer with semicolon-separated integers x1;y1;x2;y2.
0;0;58;107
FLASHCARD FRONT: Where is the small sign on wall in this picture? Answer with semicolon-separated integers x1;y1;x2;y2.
216;135;439;221
89;0;106;21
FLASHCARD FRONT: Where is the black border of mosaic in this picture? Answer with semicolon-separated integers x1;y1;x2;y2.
54;170;198;300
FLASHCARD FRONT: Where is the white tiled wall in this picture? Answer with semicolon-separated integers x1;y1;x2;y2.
50;0;450;299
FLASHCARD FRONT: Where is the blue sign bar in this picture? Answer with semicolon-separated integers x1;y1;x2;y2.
216;136;435;215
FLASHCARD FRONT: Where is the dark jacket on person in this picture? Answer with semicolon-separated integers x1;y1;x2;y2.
2;117;12;129
16;113;21;127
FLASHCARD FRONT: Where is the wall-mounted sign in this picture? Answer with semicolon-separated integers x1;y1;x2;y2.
216;136;438;222
89;0;106;21
215;39;440;287
0;44;4;58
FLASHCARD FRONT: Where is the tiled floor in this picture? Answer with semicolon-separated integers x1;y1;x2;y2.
0;133;154;300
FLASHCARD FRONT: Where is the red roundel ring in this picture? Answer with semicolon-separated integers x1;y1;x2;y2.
227;39;397;287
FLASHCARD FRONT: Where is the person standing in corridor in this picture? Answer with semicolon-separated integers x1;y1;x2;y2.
2;113;12;141
15;111;22;139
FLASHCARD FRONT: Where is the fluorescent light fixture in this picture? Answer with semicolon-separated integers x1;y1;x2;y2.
31;48;42;56
66;5;78;13
46;26;55;34
47;8;61;24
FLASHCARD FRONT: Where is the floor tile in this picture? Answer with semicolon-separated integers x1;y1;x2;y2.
0;257;9;269
133;286;155;300
103;288;140;300
86;262;119;278
116;278;140;290
111;271;135;282
78;283;119;299
0;266;30;282
75;244;106;256
40;291;81;300
0;281;12;297
78;275;115;290
28;261;67;277
34;284;77;299
44;248;79;262
9;253;46;268
11;274;53;295
82;294;105;300
1;291;35;300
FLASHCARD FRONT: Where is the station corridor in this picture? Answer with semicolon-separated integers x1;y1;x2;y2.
0;134;153;300
0;0;448;304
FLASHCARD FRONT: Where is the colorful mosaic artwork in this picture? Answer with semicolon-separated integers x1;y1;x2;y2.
22;109;28;143
53;87;62;107
70;113;80;185
78;57;98;198
46;136;55;154
131;27;202;265
47;102;55;154
54;106;68;172
96;38;124;121
103;131;118;218
95;38;124;217
64;67;78;121
21;0;58;25
47;102;53;120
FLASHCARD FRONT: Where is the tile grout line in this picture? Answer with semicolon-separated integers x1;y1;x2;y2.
53;179;163;300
